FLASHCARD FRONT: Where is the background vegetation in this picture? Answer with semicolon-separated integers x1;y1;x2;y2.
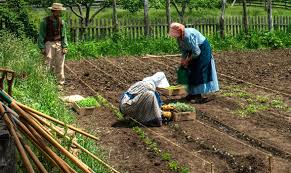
0;0;291;172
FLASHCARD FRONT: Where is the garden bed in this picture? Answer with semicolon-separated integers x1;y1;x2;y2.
64;49;291;173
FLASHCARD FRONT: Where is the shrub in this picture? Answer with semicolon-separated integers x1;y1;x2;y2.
0;0;38;40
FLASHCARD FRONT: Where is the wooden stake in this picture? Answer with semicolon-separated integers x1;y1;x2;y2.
0;104;35;173
9;101;93;173
17;102;99;141
210;162;214;173
10;114;74;173
17;132;48;173
268;155;272;173
32;112;120;173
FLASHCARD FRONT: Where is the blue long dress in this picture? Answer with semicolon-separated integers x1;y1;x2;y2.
178;28;219;95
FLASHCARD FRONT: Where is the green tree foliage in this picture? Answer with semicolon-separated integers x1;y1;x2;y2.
119;0;165;13
0;0;38;40
119;0;143;13
188;0;221;10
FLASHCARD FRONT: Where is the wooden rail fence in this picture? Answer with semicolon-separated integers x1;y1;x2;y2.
0;16;290;41
68;16;291;41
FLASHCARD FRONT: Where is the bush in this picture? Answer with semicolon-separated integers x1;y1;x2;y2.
67;36;179;59
0;0;38;40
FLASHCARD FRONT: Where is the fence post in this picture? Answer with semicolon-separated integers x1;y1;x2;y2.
242;0;248;33
143;0;150;37
166;0;171;31
220;0;227;38
112;0;118;33
267;0;273;31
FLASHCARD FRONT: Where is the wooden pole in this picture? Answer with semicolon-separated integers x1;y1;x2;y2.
0;104;35;173
144;0;150;36
268;155;272;173
220;0;227;38
17;102;99;141
32;113;121;173
112;0;118;33
166;0;171;31
9;101;93;173
267;0;273;31
242;0;248;33
17;133;48;173
10;114;74;173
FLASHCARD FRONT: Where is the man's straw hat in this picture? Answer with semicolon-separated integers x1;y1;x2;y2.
48;3;66;11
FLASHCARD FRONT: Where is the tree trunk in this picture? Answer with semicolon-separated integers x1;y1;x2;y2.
220;0;226;38
166;0;171;31
112;0;118;32
267;0;273;31
85;5;90;27
242;0;248;33
144;0;150;36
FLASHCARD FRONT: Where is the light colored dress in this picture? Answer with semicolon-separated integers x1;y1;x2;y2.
120;80;162;126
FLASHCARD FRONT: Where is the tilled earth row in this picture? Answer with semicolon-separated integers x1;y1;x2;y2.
64;49;291;173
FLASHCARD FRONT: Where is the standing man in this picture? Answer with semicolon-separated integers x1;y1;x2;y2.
38;3;68;86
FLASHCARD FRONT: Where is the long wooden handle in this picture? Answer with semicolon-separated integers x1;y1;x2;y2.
32;112;120;173
13;114;74;173
17;102;99;141
10;101;93;173
0;104;35;173
17;132;48;173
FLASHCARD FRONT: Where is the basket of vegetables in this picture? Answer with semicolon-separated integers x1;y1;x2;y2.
168;102;196;121
73;97;100;116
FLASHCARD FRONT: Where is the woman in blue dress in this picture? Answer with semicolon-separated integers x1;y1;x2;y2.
169;22;219;103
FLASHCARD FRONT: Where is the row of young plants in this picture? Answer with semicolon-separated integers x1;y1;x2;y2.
0;31;110;172
66;30;291;60
94;93;192;173
221;84;290;117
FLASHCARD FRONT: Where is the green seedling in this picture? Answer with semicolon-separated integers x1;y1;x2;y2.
180;167;190;173
168;161;179;171
161;152;172;161
237;91;251;99
76;97;100;108
255;96;269;103
270;99;287;110
169;102;195;112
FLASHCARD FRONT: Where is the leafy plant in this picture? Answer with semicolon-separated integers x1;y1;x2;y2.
169;102;195;112
161;152;172;161
76;97;100;108
270;99;288;110
168;160;179;171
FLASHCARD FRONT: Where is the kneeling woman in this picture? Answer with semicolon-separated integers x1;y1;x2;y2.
120;73;166;127
169;22;219;103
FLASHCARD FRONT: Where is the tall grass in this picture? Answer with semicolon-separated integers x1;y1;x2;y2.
67;35;180;59
0;31;110;172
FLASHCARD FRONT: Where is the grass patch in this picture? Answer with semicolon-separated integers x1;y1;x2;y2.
0;31;111;172
76;97;100;108
66;30;291;60
66;36;179;60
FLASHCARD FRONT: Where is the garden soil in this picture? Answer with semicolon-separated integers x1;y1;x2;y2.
63;48;291;173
